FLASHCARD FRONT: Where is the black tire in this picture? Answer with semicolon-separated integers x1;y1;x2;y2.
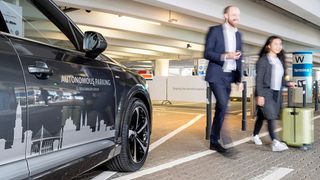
106;98;150;172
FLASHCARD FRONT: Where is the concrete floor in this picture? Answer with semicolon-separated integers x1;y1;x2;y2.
78;101;320;180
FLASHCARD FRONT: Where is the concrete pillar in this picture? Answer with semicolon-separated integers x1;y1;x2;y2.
155;59;170;76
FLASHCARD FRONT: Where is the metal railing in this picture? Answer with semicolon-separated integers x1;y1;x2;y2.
242;81;247;131
205;84;212;140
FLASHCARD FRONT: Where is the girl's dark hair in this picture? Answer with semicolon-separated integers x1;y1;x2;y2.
259;36;286;63
258;35;286;68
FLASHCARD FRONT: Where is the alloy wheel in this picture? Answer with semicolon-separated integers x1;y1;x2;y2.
128;106;149;163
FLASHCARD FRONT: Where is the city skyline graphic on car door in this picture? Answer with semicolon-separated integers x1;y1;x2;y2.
0;102;115;165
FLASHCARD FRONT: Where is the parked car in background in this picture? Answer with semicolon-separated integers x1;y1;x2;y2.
0;0;152;179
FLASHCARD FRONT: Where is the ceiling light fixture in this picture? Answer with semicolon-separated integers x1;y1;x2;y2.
118;15;161;25
168;10;178;23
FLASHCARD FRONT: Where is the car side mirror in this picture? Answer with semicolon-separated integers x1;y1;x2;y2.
83;31;107;58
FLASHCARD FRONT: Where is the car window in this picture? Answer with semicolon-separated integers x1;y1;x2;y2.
0;0;75;50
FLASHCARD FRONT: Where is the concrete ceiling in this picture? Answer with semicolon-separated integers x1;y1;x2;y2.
51;0;320;63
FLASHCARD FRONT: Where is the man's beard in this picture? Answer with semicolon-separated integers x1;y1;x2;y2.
228;19;238;27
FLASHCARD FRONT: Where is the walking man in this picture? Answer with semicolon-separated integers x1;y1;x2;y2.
204;5;243;154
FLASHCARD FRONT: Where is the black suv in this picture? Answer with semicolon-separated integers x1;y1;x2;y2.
0;0;152;179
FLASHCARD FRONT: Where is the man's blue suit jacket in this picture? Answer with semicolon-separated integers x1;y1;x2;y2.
204;25;242;83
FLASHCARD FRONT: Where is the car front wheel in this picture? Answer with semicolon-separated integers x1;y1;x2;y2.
107;98;150;172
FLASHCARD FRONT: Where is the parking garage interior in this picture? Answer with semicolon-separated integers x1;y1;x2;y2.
48;0;320;179
1;0;320;179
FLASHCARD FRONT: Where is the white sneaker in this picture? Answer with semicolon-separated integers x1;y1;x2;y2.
272;139;289;152
252;135;262;145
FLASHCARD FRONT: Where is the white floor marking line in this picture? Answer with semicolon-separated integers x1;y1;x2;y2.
154;106;207;111
229;110;249;114
92;114;204;180
153;110;203;115
314;114;320;119
229;110;242;113
91;171;117;180
112;127;283;180
224;128;282;148
148;114;205;152
250;167;294;180
171;102;203;106
98;114;320;180
112;150;214;180
237;112;252;116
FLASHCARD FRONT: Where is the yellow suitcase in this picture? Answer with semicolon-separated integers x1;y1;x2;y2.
281;107;314;147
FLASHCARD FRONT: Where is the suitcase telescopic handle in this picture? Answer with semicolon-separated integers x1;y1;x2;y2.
288;82;307;108
288;87;292;108
302;83;306;108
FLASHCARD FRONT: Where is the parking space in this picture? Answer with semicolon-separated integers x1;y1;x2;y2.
109;102;255;179
120;119;320;180
1;0;319;179
72;102;237;178
77;101;320;180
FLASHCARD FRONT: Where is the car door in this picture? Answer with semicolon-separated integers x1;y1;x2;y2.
0;34;29;179
10;37;116;146
3;0;116;176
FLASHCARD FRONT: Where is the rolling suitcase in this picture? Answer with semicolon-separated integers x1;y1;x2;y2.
281;85;314;148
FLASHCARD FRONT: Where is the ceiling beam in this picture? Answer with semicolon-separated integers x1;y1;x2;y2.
134;0;320;48
54;0;267;46
26;29;199;56
55;0;317;51
266;0;320;26
77;25;204;51
107;38;195;55
64;10;205;44
64;10;279;48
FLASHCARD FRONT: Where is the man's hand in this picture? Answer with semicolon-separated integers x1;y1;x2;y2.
226;51;241;60
256;96;265;107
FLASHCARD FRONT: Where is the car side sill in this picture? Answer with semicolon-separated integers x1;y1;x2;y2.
28;140;115;177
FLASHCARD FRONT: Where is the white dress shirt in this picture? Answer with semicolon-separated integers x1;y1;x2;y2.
268;55;284;91
222;23;238;72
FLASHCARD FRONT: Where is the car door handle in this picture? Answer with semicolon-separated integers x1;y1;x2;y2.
28;61;53;79
28;66;53;74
